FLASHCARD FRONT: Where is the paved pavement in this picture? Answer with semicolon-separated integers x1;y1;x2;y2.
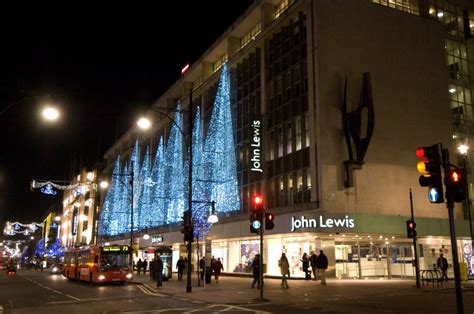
131;272;474;313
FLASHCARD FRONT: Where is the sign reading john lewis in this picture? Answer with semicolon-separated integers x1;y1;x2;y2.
291;215;355;232
250;118;263;174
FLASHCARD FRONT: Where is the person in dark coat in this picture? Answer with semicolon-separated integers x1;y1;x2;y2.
316;250;328;285
155;255;163;288
251;254;260;289
199;257;205;281
437;253;449;281
176;256;185;280
300;253;310;280
136;259;143;275
143;259;148;275
310;251;318;281
212;258;224;283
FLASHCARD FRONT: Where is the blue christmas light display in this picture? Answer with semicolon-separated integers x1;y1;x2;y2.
47;238;65;257
98;64;240;237
203;63;240;214
164;103;187;224
138;146;152;229
151;137;167;226
131;140;141;231
98;156;121;236
191;107;212;239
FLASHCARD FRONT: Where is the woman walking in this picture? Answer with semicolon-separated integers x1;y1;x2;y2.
301;253;310;280
278;253;290;289
212;258;224;283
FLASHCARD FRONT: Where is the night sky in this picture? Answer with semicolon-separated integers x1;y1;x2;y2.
0;1;254;231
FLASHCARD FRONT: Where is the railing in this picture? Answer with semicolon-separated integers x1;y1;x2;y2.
420;269;443;288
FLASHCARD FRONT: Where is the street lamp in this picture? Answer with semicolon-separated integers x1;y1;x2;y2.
207;201;218;223
457;143;473;243
42;106;60;121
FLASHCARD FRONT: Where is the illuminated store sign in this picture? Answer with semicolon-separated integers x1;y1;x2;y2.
151;235;163;244
250;119;263;173
291;215;355;232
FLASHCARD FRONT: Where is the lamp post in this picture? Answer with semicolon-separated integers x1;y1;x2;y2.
457;143;473;243
0;94;60;121
137;89;194;293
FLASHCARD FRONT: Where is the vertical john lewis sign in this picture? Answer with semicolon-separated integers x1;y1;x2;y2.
250;116;263;179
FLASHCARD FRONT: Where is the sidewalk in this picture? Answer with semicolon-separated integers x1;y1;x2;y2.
130;272;474;307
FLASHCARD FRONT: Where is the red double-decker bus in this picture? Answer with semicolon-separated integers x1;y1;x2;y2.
63;245;132;284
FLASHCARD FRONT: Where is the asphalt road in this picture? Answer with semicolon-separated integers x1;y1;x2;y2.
2;269;474;313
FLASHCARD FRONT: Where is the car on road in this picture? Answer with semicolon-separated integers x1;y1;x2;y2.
50;263;64;275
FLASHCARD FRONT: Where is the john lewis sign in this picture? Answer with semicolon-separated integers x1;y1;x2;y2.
291;215;355;232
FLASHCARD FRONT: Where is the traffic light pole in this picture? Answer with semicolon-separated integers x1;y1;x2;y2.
442;148;464;314
409;189;420;288
259;215;264;300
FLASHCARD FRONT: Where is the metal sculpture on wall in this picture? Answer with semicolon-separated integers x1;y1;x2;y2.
342;72;375;188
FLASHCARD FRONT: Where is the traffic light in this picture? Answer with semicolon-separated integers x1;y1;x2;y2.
406;219;417;238
250;212;262;233
445;166;467;202
181;211;194;243
250;194;264;234
265;212;275;230
416;145;444;203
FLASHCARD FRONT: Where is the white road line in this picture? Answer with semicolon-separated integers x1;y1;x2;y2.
66;295;81;301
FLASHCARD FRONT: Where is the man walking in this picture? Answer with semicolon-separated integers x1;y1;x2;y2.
310;251;318;281
251;254;261;289
155;255;163;288
316;250;328;285
437;253;449;281
176;256;185;280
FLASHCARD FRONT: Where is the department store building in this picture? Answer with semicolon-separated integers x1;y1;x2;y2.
100;0;474;279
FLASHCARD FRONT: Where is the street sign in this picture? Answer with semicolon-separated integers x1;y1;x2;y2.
428;187;441;202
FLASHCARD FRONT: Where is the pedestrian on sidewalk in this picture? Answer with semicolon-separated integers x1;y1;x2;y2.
176;256;185;280
300;253;310;280
212;258;224;283
199;257;205;281
278;253;290;289
143;259;148;275
155;255;163;288
310;251;318;281
437;253;449;281
251;254;260;289
137;259;143;275
316;250;328;285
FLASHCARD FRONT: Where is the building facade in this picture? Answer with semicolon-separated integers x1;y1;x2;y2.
100;0;474;279
59;168;100;247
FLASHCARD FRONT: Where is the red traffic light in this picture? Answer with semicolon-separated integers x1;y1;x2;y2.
253;194;263;207
448;169;462;183
408;221;416;229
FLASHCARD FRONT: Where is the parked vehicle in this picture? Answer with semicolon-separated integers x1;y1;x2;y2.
50;263;64;274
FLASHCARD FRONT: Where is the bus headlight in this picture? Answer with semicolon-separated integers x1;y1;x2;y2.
126;273;132;279
98;275;106;281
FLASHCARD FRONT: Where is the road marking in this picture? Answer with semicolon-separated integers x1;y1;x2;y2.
9;299;13;309
66;295;80;301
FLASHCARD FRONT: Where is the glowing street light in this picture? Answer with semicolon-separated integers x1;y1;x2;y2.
42;106;60;121
137;117;152;130
99;180;109;189
457;143;469;156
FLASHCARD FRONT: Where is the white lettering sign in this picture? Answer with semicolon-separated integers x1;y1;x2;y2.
250;119;263;173
291;215;355;232
151;235;163;244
